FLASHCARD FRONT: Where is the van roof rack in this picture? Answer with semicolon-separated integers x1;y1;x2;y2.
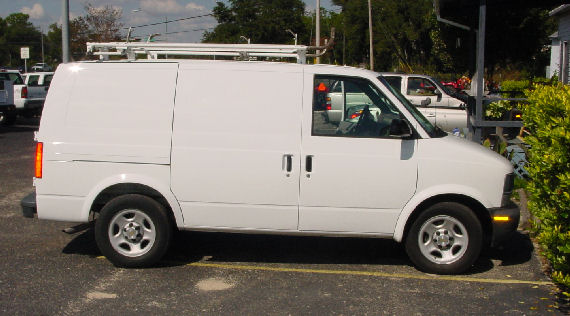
87;28;334;64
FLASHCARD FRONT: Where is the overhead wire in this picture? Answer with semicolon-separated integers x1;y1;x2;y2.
124;13;214;29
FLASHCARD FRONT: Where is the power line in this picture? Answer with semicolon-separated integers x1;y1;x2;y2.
164;27;214;35
131;27;214;39
125;13;214;29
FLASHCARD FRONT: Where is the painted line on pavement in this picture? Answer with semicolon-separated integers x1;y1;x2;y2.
95;256;552;286
187;262;553;286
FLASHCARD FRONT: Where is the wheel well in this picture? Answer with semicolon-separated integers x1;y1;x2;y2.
402;194;492;246
90;183;176;226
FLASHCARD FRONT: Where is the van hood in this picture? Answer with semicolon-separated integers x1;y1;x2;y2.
419;135;513;174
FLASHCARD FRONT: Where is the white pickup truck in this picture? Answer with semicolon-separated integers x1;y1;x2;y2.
19;72;54;117
382;73;468;132
0;74;16;125
325;73;468;133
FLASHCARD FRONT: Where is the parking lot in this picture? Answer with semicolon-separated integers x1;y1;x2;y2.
0;119;567;315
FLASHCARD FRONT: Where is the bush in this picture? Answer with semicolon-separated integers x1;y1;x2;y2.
486;80;530;120
522;83;570;288
485;78;558;120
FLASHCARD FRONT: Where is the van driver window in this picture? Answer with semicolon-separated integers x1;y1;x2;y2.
312;75;405;138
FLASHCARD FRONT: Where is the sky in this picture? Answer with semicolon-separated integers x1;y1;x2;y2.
0;0;340;43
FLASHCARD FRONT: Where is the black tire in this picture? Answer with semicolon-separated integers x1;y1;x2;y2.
95;194;172;268
405;202;483;274
0;110;16;126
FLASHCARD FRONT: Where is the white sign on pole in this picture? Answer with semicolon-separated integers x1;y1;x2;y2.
20;47;30;59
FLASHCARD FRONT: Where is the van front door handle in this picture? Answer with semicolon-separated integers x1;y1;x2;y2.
305;155;313;173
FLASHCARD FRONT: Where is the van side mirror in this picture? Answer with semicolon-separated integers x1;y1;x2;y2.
434;89;442;102
420;98;431;107
389;119;412;138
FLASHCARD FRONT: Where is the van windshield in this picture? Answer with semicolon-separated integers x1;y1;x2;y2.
377;76;446;138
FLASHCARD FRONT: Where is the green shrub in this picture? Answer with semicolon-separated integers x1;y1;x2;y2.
486;78;557;120
522;83;570;288
501;80;531;95
486;80;530;120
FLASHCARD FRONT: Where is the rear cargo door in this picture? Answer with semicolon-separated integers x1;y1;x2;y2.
171;63;303;231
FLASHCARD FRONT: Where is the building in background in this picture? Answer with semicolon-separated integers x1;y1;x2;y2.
549;4;570;83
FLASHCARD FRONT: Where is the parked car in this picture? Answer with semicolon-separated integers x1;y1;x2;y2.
16;72;53;118
31;63;53;72
26;59;519;275
0;70;23;125
381;73;467;132
0;77;15;125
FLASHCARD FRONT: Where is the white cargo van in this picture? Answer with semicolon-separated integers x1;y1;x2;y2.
26;44;519;274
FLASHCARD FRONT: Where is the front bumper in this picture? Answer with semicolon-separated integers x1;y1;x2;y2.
489;201;520;246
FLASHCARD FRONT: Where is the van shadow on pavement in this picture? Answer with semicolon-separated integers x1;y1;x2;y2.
62;228;533;274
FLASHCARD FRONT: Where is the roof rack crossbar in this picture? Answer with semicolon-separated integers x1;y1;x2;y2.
86;28;333;63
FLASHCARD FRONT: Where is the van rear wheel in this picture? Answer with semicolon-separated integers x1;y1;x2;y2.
95;194;172;268
405;202;482;274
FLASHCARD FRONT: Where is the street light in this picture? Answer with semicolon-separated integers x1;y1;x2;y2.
240;36;251;44
286;29;298;46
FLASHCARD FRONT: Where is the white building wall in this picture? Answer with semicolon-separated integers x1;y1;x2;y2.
554;11;570;83
550;38;560;78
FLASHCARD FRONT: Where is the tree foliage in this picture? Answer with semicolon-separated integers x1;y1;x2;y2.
84;4;123;42
0;13;42;68
0;3;123;67
203;0;306;44
332;0;554;76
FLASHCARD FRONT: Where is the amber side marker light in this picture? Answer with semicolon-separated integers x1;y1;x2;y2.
35;142;43;178
493;216;510;222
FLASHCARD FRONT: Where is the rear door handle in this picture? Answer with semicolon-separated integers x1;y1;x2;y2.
283;154;293;174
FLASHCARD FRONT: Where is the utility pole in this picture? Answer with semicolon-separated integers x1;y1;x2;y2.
316;0;320;64
40;27;45;64
368;0;373;70
62;0;70;63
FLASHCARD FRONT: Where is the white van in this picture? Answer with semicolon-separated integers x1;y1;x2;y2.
28;58;518;274
382;73;468;132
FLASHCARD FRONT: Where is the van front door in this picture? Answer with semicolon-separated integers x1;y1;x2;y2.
299;74;418;234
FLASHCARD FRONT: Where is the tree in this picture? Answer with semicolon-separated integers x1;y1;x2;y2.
332;0;555;77
203;0;307;45
0;13;42;68
43;3;123;62
84;4;123;42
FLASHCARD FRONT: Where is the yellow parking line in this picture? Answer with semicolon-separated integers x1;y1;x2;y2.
95;256;552;286
187;262;553;286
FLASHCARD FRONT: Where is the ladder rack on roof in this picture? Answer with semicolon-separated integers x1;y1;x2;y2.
86;29;334;64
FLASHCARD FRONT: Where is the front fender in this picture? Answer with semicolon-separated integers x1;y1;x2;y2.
392;184;490;242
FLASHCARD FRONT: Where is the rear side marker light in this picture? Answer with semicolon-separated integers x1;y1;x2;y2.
35;142;43;178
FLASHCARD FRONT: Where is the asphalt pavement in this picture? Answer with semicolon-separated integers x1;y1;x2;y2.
0;118;567;315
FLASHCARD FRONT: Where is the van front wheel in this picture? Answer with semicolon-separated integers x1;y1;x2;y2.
95;194;172;268
405;202;482;274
